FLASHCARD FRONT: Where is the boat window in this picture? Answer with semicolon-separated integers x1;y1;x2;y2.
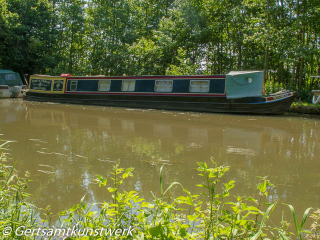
122;80;135;91
98;80;111;91
53;80;64;92
5;74;16;80
189;80;210;93
154;80;173;92
70;80;78;91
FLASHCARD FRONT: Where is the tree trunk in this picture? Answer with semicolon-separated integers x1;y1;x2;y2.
299;58;304;90
263;47;268;94
237;42;242;70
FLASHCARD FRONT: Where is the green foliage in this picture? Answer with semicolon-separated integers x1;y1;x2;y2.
0;142;41;239
127;37;164;75
0;143;317;239
285;204;312;240
265;79;318;103
166;48;200;75
289;102;320;115
265;81;285;95
0;0;58;75
0;0;319;90
306;209;320;239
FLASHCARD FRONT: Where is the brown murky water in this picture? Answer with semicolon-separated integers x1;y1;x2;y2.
1;99;320;224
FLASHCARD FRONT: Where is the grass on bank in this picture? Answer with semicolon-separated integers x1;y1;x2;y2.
289;102;320;115
1;141;320;239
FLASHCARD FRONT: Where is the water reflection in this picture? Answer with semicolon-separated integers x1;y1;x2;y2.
0;99;319;221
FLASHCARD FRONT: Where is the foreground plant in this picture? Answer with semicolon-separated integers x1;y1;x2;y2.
56;158;309;239
306;209;320;239
0;142;41;239
0;142;316;239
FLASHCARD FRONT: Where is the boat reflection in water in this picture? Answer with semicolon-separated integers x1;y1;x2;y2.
27;104;264;156
1;100;319;219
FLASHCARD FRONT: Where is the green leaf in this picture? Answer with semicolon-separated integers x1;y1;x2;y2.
186;196;193;205
286;204;299;235
285;204;312;239
149;224;162;237
180;228;187;238
160;165;164;195
276;229;290;240
70;204;79;213
251;230;262;240
257;181;267;194
163;182;182;196
5;161;17;187
251;202;277;240
140;202;151;208
246;206;262;212
96;175;107;187
196;184;209;189
58;210;67;216
80;194;87;209
300;207;312;232
246;197;258;203
187;214;199;222
260;202;276;228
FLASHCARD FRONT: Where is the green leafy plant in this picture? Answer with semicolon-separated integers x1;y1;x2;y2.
0;141;41;239
1;142;317;239
285;204;312;240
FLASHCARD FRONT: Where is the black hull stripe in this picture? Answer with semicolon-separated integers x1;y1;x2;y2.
24;94;295;115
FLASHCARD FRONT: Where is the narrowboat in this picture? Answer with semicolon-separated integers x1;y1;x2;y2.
0;70;28;98
24;71;296;114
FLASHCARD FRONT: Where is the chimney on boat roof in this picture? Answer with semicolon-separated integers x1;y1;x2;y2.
60;73;72;77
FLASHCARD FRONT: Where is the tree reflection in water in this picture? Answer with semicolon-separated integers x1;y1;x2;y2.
0;99;319;221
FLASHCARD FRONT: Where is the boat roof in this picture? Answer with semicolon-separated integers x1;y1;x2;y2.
228;71;262;76
0;69;16;74
0;69;24;86
31;71;262;78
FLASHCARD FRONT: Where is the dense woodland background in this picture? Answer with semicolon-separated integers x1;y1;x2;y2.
0;0;319;99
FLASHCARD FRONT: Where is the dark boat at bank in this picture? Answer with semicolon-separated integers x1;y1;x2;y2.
24;71;296;114
0;69;28;98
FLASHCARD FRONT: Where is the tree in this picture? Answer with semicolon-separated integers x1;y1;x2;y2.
0;0;58;76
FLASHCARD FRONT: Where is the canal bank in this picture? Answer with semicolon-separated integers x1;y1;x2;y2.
289;102;320;115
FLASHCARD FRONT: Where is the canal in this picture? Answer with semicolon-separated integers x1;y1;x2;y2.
1;99;319;224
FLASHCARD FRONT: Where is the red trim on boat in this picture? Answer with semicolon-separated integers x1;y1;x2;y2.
0;85;9;89
64;92;226;97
